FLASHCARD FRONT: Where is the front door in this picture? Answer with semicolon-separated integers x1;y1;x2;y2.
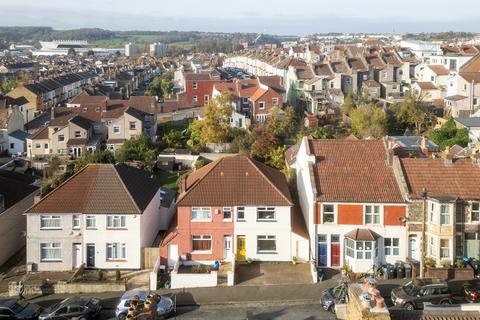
331;235;341;267
72;243;82;268
86;244;95;268
237;236;246;261
409;235;419;261
223;236;232;260
167;244;178;267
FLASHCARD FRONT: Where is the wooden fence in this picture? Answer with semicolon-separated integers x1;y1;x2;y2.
143;247;159;269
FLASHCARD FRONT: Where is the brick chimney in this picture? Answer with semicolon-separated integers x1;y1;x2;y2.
444;146;453;165
386;140;394;167
420;136;429;156
471;147;480;166
50;107;55;120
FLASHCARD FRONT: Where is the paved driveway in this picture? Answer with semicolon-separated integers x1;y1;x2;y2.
236;262;313;286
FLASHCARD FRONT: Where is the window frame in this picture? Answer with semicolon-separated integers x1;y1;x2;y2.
384;238;400;256
440;204;451;225
85;215;96;229
472;202;480;223
192;82;198;89
256;207;276;221
40;243;62;262
429;202;436;224
74;131;81;139
364;205;381;225
322;203;336;224
113;126;120;134
129;121;136;130
191;235;212;253
440;239;450;259
257;235;277;253
40;215;62;230
258;101;265;109
72;215;80;230
272;98;279;106
222;207;232;221
236;207;246;221
106;215;127;229
191;207;212;222
429;236;436;258
106;243;126;260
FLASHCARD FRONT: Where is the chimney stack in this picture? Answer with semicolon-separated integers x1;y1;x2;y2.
471;147;480;166
50;107;55;120
444;146;453;165
386;140;394;166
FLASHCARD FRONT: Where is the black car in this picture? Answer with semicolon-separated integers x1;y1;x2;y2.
320;283;347;313
38;297;101;320
0;299;43;320
464;284;480;303
391;278;453;310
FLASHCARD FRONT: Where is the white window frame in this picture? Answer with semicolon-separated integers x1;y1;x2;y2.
440;239;450;259
355;240;374;260
236;207;245;221
364;205;381;225
222;207;232;221
40;215;61;230
106;243;126;260
257;207;275;221
384;238;400;256
40;243;62;261
191;207;212;222
429;236;436;258
72;215;80;230
258;101;265;109
192;82;198;89
257;235;277;253
429;202;436;224
86;215;96;229
242;97;249;104
106;215;127;229
193;95;198;103
472;202;480;223
113;126;120;134
322;203;336;224
129;121;136;130
440;204;451;225
58;135;65;142
345;238;355;258
272;98;279;106
191;235;212;253
74;131;81;138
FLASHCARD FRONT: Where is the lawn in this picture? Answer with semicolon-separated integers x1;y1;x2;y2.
155;170;189;191
157;118;192;135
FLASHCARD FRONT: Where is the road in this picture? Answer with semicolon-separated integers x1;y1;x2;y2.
96;302;334;320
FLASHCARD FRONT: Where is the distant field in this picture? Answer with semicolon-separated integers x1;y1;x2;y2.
91;36;195;49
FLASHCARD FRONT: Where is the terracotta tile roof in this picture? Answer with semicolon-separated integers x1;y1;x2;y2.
363;80;381;88
314;63;334;77
416;82;438;90
250;88;268;101
176;155;293;207
285;141;301;166
400;158;480;200
70;91;108;105
308;139;404;203
428;65;449;76
365;55;386;69
345;228;381;241
348;58;368;71
26;164;161;214
66;138;87;146
185;72;213;81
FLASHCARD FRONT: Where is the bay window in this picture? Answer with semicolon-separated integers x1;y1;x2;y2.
106;243;126;260
257;207;275;221
257;235;276;253
429;237;436;257
191;207;211;221
430;202;436;224
192;235;212;252
345;238;355;258
440;239;450;259
40;215;61;229
40;243;61;261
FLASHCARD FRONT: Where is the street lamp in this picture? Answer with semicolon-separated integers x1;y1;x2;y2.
420;187;428;278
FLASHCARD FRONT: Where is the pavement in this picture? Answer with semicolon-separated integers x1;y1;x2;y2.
235;262;313;285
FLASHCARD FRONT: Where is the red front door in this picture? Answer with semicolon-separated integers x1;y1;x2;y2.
331;243;340;267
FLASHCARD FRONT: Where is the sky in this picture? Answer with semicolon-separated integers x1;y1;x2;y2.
0;0;479;35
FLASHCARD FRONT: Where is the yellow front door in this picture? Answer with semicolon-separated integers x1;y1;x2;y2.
237;236;246;260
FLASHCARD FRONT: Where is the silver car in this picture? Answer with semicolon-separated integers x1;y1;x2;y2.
115;290;174;319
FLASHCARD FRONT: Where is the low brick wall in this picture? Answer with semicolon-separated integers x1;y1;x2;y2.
8;280;126;297
345;284;390;320
426;267;474;280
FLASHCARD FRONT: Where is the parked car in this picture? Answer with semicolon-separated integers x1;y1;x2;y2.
391;278;453;310
38;297;101;320
320;283;347;313
115;291;174;320
464;284;480;303
0;299;43;320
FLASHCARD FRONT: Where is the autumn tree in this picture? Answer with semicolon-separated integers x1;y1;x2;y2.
396;90;430;133
340;94;356;115
200;94;233;143
162;130;182;148
265;106;297;140
350;105;387;139
186;120;206;153
251;130;281;162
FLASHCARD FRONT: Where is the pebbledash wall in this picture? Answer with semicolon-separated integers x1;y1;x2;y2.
26;188;164;271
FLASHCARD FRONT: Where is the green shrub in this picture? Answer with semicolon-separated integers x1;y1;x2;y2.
115;270;122;281
96;269;104;281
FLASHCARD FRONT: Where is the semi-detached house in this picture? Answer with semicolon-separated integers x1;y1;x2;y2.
290;137;407;273
25;164;175;272
159;155;309;268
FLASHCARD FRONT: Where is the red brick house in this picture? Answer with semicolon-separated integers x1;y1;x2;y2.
159;155;308;268
184;73;223;107
250;84;283;124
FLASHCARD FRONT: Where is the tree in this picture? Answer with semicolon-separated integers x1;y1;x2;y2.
1;79;17;93
86;50;95;56
265;106;298;140
201;94;233;144
162;130;182;148
266;146;287;170
251;130;281;162
145;71;174;100
186;120;206;153
396;90;430;133
160;78;174;99
67;48;76;56
430;117;469;150
116;134;157;168
311;127;333;139
350;105;387;139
